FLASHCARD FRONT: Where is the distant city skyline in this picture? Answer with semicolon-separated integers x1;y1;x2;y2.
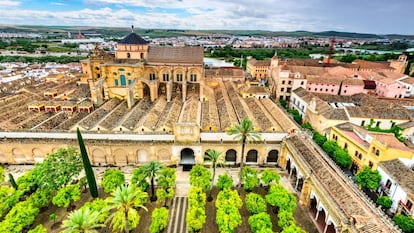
0;0;412;35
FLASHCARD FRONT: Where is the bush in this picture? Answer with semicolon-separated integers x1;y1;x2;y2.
28;224;47;233
101;168;125;193
322;140;339;156
245;193;267;214
376;196;392;209
393;214;414;233
313;132;327;146
248;212;272;233
189;165;211;192
0;201;39;233
332;148;352;168
355;166;382;191
266;185;296;212
150;207;169;233
217;173;233;190
216;206;242;233
278;210;295;229
242;167;259;192
52;184;81;208
186;207;206;233
260;169;280;186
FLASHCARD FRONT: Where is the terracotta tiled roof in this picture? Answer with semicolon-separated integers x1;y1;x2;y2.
345;106;411;120
380;159;414;197
147;46;203;64
119;33;148;45
248;59;270;66
352;59;392;70
342;78;364;86
399;77;414;85
371;132;412;152
241;86;269;94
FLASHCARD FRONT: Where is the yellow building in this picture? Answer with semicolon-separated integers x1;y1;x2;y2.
246;58;270;80
329;123;414;173
81;31;204;108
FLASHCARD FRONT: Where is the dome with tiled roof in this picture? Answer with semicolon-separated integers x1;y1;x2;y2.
119;32;148;45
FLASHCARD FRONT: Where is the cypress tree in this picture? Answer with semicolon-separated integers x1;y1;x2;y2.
77;128;98;198
8;173;17;189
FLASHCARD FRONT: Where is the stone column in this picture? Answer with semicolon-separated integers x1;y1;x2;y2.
299;179;312;207
182;82;187;102
166;82;172;102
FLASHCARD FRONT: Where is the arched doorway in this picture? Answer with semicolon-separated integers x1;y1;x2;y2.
267;150;279;163
297;177;304;192
316;208;327;231
158;82;167;96
246;149;258;163
180;148;195;171
143;82;150;97
310;197;318;218
120;74;127;86
225;149;237;164
326;221;337;233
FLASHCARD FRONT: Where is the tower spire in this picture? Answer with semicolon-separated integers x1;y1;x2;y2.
131;25;134;32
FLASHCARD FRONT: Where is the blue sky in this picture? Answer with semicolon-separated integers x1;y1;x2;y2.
0;0;412;34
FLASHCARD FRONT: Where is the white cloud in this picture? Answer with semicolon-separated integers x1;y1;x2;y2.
0;0;21;7
50;2;68;6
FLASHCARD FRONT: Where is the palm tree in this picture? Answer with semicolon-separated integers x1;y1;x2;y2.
61;208;104;233
204;149;224;201
227;118;261;190
106;185;148;233
142;161;163;201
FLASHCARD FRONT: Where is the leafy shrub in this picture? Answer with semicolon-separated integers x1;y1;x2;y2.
28;224;47;233
245;193;267;214
101;168;125;193
260;170;280;186
150;207;169;233
217;173;233;190
377;196;392;209
248;212;272;233
242;167;259;191
52;184;81;208
189;165;211;192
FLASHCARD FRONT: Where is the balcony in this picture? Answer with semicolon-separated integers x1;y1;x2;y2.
380;182;391;195
399;200;414;216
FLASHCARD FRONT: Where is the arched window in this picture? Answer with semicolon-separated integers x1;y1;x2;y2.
149;73;156;81
190;74;197;82
120;75;126;86
176;73;183;82
127;53;131;58
163;73;169;82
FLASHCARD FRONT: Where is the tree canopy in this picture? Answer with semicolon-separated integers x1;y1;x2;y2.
355;166;382;191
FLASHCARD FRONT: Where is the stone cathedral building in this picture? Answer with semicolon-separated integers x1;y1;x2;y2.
81;31;204;108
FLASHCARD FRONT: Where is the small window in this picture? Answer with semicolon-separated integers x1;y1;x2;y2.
344;143;348;150
163;73;169;82
176;73;183;82
127;53;131;58
281;88;285;92
115;79;119;86
301;81;304;85
282;80;285;84
190;74;197;82
288;81;292;85
113;72;117;76
119;68;125;71
127;73;131;76
149;73;156;81
361;120;365;126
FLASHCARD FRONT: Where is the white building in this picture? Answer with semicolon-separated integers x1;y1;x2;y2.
397;76;414;98
378;159;414;216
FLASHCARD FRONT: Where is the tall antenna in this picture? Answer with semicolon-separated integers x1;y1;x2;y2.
327;36;335;67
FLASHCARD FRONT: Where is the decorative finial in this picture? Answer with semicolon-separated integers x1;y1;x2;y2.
131;25;134;32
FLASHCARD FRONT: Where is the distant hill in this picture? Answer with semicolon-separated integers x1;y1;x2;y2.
0;25;413;39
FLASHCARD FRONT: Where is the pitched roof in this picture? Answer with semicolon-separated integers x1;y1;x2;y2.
147;46;203;64
119;33;148;45
379;159;414;197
